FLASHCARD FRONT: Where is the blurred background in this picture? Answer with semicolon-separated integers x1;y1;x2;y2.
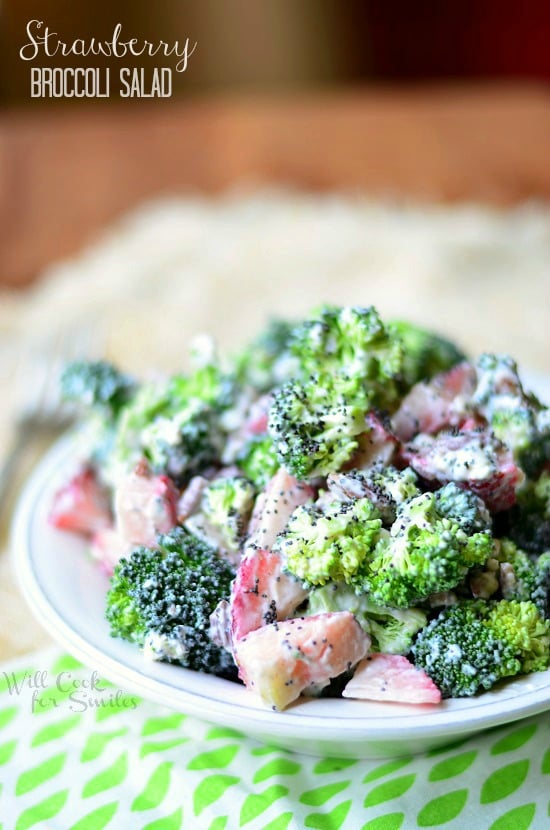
2;0;550;102
0;1;549;288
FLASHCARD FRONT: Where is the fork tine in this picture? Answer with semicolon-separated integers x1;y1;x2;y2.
0;320;101;522
15;319;99;424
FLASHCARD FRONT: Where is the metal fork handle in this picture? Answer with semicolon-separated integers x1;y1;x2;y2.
0;421;30;515
0;419;63;525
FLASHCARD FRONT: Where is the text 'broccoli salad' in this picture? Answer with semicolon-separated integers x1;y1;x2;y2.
50;305;550;711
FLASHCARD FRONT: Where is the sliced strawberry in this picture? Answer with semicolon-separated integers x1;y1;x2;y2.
346;410;398;470
402;429;524;512
230;547;308;641
234;611;370;710
114;462;178;548
247;406;270;435
49;466;112;536
466;462;524;513
90;527;131;576
342;653;441;704
247;467;314;551
392;362;477;441
223;393;272;462
177;475;209;523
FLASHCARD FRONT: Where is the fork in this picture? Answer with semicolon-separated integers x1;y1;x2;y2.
0;324;97;515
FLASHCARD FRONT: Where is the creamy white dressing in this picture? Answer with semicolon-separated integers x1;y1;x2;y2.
427;444;495;481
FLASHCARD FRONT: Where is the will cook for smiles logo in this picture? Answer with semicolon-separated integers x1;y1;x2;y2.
2;668;139;713
20;19;197;99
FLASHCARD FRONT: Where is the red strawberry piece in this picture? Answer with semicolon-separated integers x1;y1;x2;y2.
234;611;370;710
114;463;178;548
230;547;308;642
392;362;477;441
90;527;130;576
346;410;399;469
402;429;524;512
247;467;314;551
49;465;112;536
343;653;441;704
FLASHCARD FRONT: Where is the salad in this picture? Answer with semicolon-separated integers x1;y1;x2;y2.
50;305;550;711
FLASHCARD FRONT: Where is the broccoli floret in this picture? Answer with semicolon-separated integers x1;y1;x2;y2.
486;599;550;673
166;364;237;414
289;305;403;410
503;471;550;553
532;553;550;619
494;539;550;618
307;581;427;655
107;359;238;485
434;482;492;534
106;527;236;678
200;476;256;553
279;486;493;606
141;400;224;485
413;599;550;697
473;353;549;478
328;464;420;524
275;498;382;587
61;360;136;416
472;353;522;408
411;601;522;697
495;539;539;602
357;491;494;608
107;381;171;480
491;408;548;479
60;360;137;468
235;434;280;489
234;317;297;392
268;372;370;480
391;320;465;388
367;465;420;511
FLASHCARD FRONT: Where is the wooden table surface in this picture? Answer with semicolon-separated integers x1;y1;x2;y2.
0;82;549;289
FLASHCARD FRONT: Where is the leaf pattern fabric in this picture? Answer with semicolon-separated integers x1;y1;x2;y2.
0;648;548;829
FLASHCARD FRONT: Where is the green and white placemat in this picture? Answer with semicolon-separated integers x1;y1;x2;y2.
0;649;548;830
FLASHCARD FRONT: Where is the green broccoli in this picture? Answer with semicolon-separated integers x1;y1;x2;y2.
412;599;550;697
434;481;492;534
275;497;382;586
107;359;238;485
235;434;280;489
268;371;370;480
200;476;256;553
495;539;539;601
491;408;548;479
390;319;466;388
472;353;521;408
61;360;136;416
234;317;297;392
166;363;237;413
503;471;550;554
106;527;237;678
60;360;137;467
493;539;550;618
532;552;550;619
486;599;550;673
357;491;494;608
307;581;427;655
278;483;493;607
140;400;224;485
327;464;420;524
289;305;404;410
473;353;549;478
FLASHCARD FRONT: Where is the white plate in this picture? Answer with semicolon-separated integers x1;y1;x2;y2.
12;374;550;759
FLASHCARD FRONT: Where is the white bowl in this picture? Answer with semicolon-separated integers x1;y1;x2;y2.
12;432;550;759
